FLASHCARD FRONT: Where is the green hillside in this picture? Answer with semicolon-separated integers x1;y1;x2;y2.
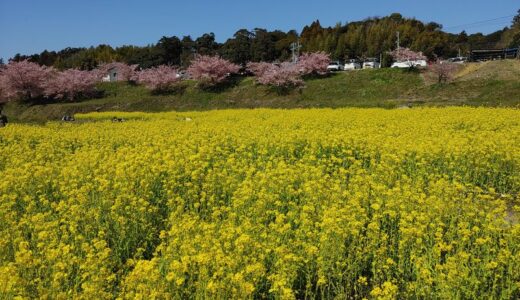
5;60;520;123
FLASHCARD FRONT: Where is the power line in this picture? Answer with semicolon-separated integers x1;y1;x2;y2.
455;21;512;30
444;15;515;30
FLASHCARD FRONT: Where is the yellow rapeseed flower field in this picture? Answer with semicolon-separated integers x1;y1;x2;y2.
0;108;519;299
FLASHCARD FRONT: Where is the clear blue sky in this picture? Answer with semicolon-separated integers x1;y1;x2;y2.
1;0;518;60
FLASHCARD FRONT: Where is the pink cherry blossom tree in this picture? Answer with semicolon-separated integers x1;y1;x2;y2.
250;62;303;93
0;60;55;101
44;69;100;101
388;48;427;68
97;62;138;82
297;51;331;76
135;65;182;93
427;61;460;84
187;55;240;87
246;62;273;78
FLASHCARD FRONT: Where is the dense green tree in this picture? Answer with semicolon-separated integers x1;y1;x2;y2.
220;29;253;65
123;46;163;69
504;10;520;47
275;30;298;61
251;28;278;62
514;9;520;26
180;36;196;67
157;36;182;65
195;33;219;55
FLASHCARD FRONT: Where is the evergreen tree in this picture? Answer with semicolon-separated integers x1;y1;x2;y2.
251;28;277;62
180;36;196;68
195;33;219;55
220;29;253;65
157;36;182;65
513;9;520;26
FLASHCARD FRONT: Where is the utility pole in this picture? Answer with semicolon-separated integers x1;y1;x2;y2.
291;40;302;63
396;31;400;50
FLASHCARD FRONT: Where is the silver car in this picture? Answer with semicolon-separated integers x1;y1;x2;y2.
327;61;344;71
344;59;362;70
363;58;380;69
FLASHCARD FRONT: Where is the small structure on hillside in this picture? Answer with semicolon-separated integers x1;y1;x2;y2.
102;66;120;82
470;47;519;62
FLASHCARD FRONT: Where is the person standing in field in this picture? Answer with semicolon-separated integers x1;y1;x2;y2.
0;108;8;127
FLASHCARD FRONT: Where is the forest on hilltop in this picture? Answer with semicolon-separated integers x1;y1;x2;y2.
8;11;520;70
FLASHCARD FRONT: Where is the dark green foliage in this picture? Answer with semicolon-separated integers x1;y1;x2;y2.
220;29;253;65
220;29;298;65
10;12;520;69
195;33;219;56
514;9;520;26
157;36;182;65
250;28;279;62
180;36;196;68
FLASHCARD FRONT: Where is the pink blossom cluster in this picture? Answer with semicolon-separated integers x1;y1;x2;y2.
247;52;330;89
0;60;103;102
388;48;427;64
246;62;273;77
134;65;181;92
427;61;459;84
249;62;303;88
187;55;240;86
44;69;100;101
0;60;54;101
297;51;331;76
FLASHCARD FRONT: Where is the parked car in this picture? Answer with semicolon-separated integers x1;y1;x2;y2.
391;60;428;68
363;58;380;69
447;57;468;64
344;59;362;70
327;61;344;71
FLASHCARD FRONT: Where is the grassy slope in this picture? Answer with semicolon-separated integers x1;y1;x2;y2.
5;60;520;122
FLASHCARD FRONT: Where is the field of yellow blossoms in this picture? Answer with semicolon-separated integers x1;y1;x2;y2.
1;108;519;299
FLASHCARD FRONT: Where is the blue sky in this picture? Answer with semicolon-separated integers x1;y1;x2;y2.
0;0;518;60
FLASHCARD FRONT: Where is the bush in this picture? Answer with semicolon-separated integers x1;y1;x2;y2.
187;55;240;88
